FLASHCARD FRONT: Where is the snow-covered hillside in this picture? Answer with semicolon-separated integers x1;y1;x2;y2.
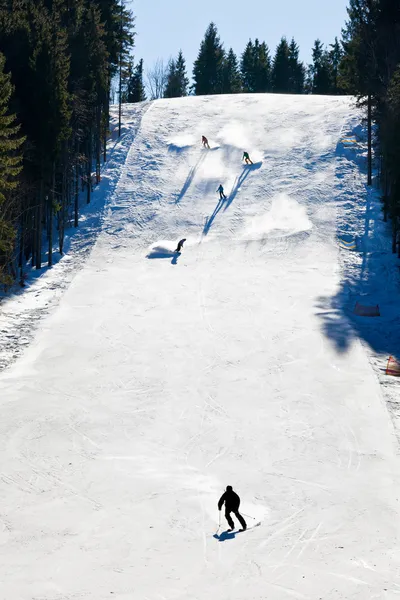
1;94;400;599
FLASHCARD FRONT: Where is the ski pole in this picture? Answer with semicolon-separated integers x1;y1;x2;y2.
215;510;221;534
241;512;257;520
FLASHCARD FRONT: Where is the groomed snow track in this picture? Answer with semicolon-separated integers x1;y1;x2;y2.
1;94;400;599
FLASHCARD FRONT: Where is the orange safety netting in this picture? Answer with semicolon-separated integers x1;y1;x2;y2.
386;356;400;376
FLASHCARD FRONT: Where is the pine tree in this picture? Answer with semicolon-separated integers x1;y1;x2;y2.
222;48;242;93
241;39;271;93
0;52;24;285
288;38;305;93
164;50;189;98
175;50;189;96
193;22;225;95
241;40;255;92
126;59;146;102
308;39;332;94
253;40;271;92
272;37;291;93
0;0;135;283
329;37;343;94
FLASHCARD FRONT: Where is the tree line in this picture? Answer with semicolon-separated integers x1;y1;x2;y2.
339;0;400;256
141;23;344;101
0;0;135;286
3;3;399;287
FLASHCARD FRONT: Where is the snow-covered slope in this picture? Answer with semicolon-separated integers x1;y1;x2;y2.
1;94;400;599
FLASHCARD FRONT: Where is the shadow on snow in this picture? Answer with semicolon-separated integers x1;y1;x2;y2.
316;123;400;358
146;246;181;265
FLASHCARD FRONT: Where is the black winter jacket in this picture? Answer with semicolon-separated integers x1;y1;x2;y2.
218;489;240;511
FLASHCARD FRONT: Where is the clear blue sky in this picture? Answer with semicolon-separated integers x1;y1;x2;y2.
128;0;349;79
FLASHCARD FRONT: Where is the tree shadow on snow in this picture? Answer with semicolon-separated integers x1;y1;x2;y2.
224;162;262;211
316;125;400;359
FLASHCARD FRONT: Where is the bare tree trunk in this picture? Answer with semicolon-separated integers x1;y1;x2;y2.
103;97;108;163
48;163;55;267
36;181;43;269
96;104;101;184
87;125;92;204
392;218;397;253
59;148;67;255
367;94;372;186
18;210;24;281
74;142;79;227
118;1;123;137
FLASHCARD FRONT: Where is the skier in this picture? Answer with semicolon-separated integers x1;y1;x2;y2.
175;238;186;253
242;151;253;165
218;485;247;532
216;184;226;200
202;135;210;149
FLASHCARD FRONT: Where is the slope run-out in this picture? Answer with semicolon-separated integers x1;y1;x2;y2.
1;95;399;599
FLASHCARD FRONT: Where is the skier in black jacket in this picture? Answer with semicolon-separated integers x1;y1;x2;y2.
218;485;247;531
174;238;186;253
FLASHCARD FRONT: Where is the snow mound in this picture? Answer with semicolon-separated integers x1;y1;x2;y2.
243;192;312;240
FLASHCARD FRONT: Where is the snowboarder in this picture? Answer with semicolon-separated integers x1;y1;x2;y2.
202;135;210;149
218;485;247;532
175;238;186;253
242;151;253;165
216;184;226;200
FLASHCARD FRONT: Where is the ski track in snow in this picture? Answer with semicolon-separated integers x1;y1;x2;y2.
0;102;151;373
0;94;400;599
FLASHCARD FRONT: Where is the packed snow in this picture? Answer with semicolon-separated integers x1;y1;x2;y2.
1;94;400;599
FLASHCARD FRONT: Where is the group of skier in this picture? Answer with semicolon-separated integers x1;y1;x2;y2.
174;137;254;255
202;135;253;164
173;145;251;532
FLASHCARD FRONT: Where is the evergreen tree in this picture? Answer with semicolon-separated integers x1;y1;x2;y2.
0;52;24;285
222;48;242;93
241;40;256;92
193;22;225;95
329;37;343;94
308;39;332;94
126;59;146;102
176;50;189;97
288;38;305;93
241;39;271;93
253;40;271;92
0;0;135;284
164;50;189;98
340;0;400;245
272;37;291;93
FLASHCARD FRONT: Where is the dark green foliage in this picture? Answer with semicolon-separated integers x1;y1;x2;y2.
329;37;343;94
241;40;255;92
272;37;291;93
0;51;24;284
288;38;305;93
164;50;189;98
126;59;146;102
0;0;135;285
340;0;400;250
241;39;271;93
222;48;242;94
193;22;225;95
308;39;333;94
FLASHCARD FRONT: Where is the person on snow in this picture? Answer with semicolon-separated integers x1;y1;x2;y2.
217;184;226;200
175;238;186;253
242;151;253;165
218;485;247;531
202;135;210;149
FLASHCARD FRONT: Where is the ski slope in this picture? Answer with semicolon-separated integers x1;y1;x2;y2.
1;94;400;599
